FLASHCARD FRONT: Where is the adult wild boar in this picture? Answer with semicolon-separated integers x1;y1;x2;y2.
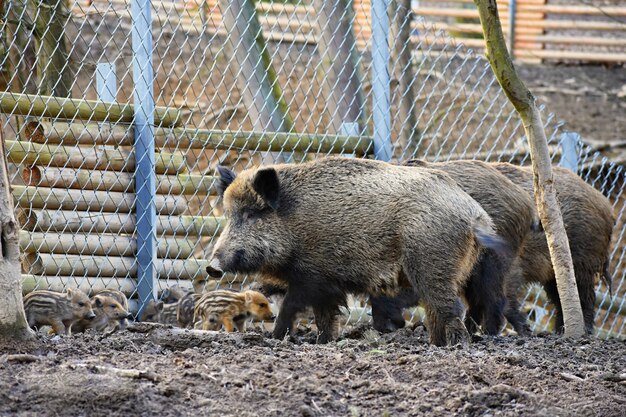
206;157;507;346
371;159;537;336
492;163;615;334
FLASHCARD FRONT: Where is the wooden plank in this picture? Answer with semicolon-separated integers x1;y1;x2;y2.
0;92;181;126
23;166;216;195
515;49;626;63
517;5;626;17
26;122;373;155
6;140;187;175
26;253;209;280
517;20;626;31
412;35;487;49
516;35;626;47
20;231;197;259
21;209;224;236
21;274;194;297
12;185;187;215
159;129;374;155
417;21;568;37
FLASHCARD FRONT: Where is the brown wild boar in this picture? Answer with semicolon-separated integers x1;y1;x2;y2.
139;300;178;326
96;289;131;330
193;290;274;331
177;291;201;328
206;157;508;346
72;294;131;333
492;163;615;334
23;289;96;335
161;284;192;304
371;159;537;336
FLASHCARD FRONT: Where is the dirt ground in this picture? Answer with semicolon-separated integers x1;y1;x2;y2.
516;62;626;147
0;323;624;417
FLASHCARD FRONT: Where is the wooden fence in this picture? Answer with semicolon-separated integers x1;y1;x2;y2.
0;92;372;298
92;0;625;64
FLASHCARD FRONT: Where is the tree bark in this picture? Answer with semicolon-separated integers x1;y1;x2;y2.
390;0;419;158
473;0;585;337
220;0;294;133
0;111;33;340
315;0;367;135
33;0;72;97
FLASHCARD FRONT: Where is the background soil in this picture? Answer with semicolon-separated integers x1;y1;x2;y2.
0;324;625;417
516;62;626;147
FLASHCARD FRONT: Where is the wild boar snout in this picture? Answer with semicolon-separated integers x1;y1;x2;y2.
206;257;224;278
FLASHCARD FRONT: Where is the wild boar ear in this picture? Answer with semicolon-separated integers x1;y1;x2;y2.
244;291;253;305
94;296;103;308
252;168;280;210
155;301;164;312
215;166;237;197
66;288;73;298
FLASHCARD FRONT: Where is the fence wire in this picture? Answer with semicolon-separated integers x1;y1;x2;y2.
0;0;624;338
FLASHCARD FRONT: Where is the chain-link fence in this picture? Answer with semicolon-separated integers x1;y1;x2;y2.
0;0;624;338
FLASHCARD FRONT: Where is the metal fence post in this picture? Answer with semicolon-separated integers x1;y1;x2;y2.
96;63;117;102
131;0;157;315
559;132;580;173
96;63;117;152
372;0;392;161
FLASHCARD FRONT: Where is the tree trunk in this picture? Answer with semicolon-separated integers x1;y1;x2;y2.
315;0;367;135
5;0;37;94
390;0;419;158
220;0;294;133
33;0;72;97
0;112;33;340
473;0;585;337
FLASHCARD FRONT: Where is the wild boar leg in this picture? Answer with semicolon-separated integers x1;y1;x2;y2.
234;317;246;332
313;305;339;344
423;295;469;347
543;280;564;333
464;250;508;335
575;267;597;335
272;290;305;339
504;299;531;336
50;320;67;336
222;317;235;332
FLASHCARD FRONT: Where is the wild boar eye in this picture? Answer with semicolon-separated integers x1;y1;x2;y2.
78;302;86;307
110;305;116;308
242;210;261;222
259;303;267;308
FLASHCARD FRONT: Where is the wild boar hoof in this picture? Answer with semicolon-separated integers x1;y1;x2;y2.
516;324;532;337
316;331;334;344
272;326;290;340
446;319;470;347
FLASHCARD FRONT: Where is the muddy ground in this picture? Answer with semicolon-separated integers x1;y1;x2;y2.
0;324;624;417
517;62;626;147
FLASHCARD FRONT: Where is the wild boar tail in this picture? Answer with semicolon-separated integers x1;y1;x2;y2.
602;259;613;298
473;224;510;258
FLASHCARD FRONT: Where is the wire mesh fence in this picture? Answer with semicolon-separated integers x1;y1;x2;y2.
0;0;624;338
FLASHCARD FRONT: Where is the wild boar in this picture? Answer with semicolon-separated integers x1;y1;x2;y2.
161;285;192;304
492;163;615;334
206;157;507;346
371;159;537;336
139;300;178;326
177;292;201;329
95;289;131;331
72;294;131;333
23;289;96;335
193;290;274;331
